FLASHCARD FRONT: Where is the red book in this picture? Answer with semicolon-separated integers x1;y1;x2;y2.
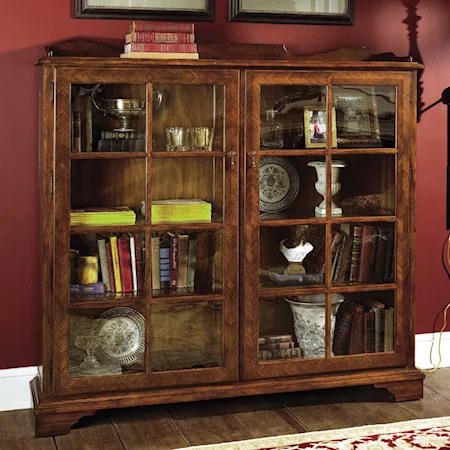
129;21;194;33
358;225;375;282
134;234;144;292
105;242;116;293
168;232;178;290
124;43;197;53
117;235;133;293
125;32;195;44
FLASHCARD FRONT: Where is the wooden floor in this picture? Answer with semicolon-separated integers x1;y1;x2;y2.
1;368;450;450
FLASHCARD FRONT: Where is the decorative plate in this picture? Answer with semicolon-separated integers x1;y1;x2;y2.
259;156;300;212
93;307;145;366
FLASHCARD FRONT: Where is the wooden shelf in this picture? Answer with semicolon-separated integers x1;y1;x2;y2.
69;294;146;310
259;217;327;227
331;216;397;223
70;224;146;234
70;152;147;159
331;148;398;155
260;150;327;157
151;292;225;304
330;283;397;293
152;151;226;158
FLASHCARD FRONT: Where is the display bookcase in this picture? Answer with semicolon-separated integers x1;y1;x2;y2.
34;44;424;437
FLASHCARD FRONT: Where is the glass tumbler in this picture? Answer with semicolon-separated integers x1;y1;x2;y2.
165;127;188;151
189;127;214;151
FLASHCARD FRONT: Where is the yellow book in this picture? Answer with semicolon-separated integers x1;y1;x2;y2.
110;236;122;293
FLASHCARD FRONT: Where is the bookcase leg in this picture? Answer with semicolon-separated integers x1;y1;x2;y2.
373;379;423;401
35;410;97;437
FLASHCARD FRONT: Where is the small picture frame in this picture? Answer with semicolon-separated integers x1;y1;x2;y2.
334;87;381;147
304;107;337;148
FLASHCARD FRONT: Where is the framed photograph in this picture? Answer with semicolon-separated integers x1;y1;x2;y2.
334;87;382;147
75;0;214;21
229;0;354;25
304;107;337;148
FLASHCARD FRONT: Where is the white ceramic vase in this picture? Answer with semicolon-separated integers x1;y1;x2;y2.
307;160;346;217
285;293;344;359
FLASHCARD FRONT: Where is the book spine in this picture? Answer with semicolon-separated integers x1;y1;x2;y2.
260;334;293;344
349;225;363;281
177;235;189;290
105;242;116;293
71;111;82;152
364;311;376;353
70;282;104;295
151;236;161;291
358;225;375;282
126;32;195;44
97;239;111;292
124;43;197;53
110;236;122;293
384;308;395;352
118;236;133;293
384;230;395;281
187;237;197;291
333;312;353;355
129;236;138;293
160;236;170;291
258;348;301;360
368;228;380;281
169;233;178;290
374;228;389;281
134;234;144;292
84;96;93;152
259;341;294;350
130;21;194;33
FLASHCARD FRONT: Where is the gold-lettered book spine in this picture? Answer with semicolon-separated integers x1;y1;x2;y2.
110;236;122;293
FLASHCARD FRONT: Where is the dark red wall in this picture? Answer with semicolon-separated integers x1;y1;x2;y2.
0;0;448;369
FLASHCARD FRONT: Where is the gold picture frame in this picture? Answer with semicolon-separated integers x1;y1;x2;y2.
304;107;337;148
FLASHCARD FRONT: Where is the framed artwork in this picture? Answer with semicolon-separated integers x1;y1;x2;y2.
229;0;354;25
334;87;382;147
304;107;337;148
75;0;214;21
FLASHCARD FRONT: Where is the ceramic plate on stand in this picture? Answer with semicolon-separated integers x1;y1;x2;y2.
259;156;300;212
93;307;145;366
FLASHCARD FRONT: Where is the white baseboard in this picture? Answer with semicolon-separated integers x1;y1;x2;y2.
0;366;38;412
0;335;448;412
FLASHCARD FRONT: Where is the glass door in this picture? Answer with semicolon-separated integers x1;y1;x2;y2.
53;68;239;396
243;70;412;381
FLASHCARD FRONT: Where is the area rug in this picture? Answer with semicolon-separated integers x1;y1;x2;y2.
176;416;450;450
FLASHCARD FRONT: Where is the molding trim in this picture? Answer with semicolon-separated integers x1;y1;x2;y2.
0;334;447;412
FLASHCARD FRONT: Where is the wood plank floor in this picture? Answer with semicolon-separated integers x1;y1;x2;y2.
1;368;449;450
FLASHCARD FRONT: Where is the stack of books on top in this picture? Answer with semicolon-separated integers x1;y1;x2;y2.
70;207;136;226
120;21;199;60
258;334;302;361
151;199;211;224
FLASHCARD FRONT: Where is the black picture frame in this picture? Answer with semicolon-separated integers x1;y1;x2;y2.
229;0;354;25
75;0;214;21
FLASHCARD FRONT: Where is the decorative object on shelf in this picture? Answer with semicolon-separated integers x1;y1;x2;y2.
165;126;188;151
304;106;337;148
279;224;313;275
74;331;104;370
259;156;300;212
286;293;344;359
75;3;214;21
93;307;146;366
260;108;284;149
307;160;346;217
77;255;99;285
229;0;354;25
189;127;214;151
334;86;382;147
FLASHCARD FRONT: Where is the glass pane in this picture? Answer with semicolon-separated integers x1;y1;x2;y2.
332;290;395;356
259;225;325;288
337;155;396;217
152;85;224;153
259;298;302;361
69;307;145;378
333;86;396;149
259;156;327;220
70;233;146;303
151;157;223;224
330;223;395;286
151;230;223;296
71;159;146;225
151;301;223;371
71;84;146;153
260;86;327;150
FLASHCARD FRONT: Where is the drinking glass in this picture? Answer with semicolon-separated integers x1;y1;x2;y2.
165;127;188;152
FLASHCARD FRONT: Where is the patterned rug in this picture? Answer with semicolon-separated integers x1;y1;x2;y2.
176;416;450;450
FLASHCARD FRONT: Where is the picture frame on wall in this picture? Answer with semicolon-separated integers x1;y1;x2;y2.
304;107;337;148
75;0;214;21
229;0;354;25
334;87;382;147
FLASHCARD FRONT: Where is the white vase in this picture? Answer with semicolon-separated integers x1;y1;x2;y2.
285;293;344;359
307;160;346;217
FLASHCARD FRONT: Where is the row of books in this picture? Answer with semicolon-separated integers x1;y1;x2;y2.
120;21;199;60
333;298;394;355
258;334;302;360
71;234;144;295
151;233;197;293
70;207;136;226
151;199;212;224
329;224;395;284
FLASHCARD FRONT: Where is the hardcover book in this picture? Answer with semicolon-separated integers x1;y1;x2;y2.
134;234;144;292
129;21;195;33
159;235;170;291
70;282;104;295
110;236;122;293
349;225;363;281
187;237;197;292
105;241;116;293
177;234;189;290
151;236;161;291
358;225;375;282
97;239;111;292
259;334;293;344
125;32;195;44
118;235;133;293
124;43;197;53
168;233;178;290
